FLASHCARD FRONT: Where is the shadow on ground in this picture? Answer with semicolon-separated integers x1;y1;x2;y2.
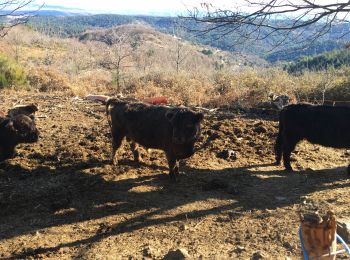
1;155;348;259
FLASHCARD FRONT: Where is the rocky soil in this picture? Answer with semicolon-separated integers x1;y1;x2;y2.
0;93;349;259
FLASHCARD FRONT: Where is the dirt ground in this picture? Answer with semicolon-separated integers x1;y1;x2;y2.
0;92;349;259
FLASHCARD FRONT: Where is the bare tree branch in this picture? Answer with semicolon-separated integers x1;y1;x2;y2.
182;0;350;47
0;0;40;37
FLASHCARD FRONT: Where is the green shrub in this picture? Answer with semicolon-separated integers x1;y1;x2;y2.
201;49;213;56
0;55;27;88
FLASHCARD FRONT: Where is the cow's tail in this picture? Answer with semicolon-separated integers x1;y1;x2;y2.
274;110;284;165
105;97;114;128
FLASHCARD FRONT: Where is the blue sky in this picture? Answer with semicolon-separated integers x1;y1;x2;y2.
33;0;337;16
34;0;235;15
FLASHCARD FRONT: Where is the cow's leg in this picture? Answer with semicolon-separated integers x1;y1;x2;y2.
1;146;16;161
166;152;177;182
274;130;283;165
174;160;179;175
111;129;124;165
130;141;143;163
282;137;298;171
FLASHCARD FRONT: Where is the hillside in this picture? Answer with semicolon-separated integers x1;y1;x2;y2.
0;24;274;103
77;23;267;68
284;48;350;74
27;14;350;62
1;24;350;106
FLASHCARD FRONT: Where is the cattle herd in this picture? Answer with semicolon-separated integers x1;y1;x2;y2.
0;97;349;180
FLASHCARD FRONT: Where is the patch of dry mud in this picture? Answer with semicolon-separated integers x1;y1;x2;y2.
0;93;349;259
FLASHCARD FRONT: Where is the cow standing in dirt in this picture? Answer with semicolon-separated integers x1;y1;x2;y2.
275;103;350;174
0;105;39;162
106;98;204;181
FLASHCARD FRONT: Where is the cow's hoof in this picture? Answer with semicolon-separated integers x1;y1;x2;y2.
274;160;281;166
284;167;293;172
169;174;177;182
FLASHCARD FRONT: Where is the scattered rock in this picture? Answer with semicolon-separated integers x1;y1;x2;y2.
206;132;220;141
253;122;268;134
217;149;238;160
163;248;190;260
85;133;96;141
283;241;294;251
179;224;188;231
251;251;266;260
233;127;243;137
215;216;230;223
97;223;113;234
234;245;246;253
337;219;350;243
143;245;158;258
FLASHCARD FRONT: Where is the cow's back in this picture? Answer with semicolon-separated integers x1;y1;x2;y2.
281;104;350;148
108;100;173;149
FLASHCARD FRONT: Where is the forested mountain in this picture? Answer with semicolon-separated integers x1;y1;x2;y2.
284;48;350;74
27;14;350;63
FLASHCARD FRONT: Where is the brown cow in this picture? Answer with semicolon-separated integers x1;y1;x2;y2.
0;114;39;161
106;98;203;181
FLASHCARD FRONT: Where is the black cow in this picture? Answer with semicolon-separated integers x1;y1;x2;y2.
275;103;350;174
0;114;39;162
106;98;204;181
7;104;38;119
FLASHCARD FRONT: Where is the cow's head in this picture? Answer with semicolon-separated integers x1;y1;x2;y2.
1;114;39;144
166;109;204;144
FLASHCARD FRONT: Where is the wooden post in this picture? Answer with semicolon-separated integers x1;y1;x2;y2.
300;211;337;260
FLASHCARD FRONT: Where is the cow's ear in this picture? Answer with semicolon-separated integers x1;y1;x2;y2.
165;110;176;122
31;104;38;112
5;120;16;133
193;112;204;123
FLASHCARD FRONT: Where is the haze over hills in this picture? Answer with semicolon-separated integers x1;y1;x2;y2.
24;2;182;17
26;11;350;63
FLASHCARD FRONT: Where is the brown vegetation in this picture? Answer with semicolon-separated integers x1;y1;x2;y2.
1;25;349;107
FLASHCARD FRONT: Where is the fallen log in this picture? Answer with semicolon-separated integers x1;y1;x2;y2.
85;94;109;103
